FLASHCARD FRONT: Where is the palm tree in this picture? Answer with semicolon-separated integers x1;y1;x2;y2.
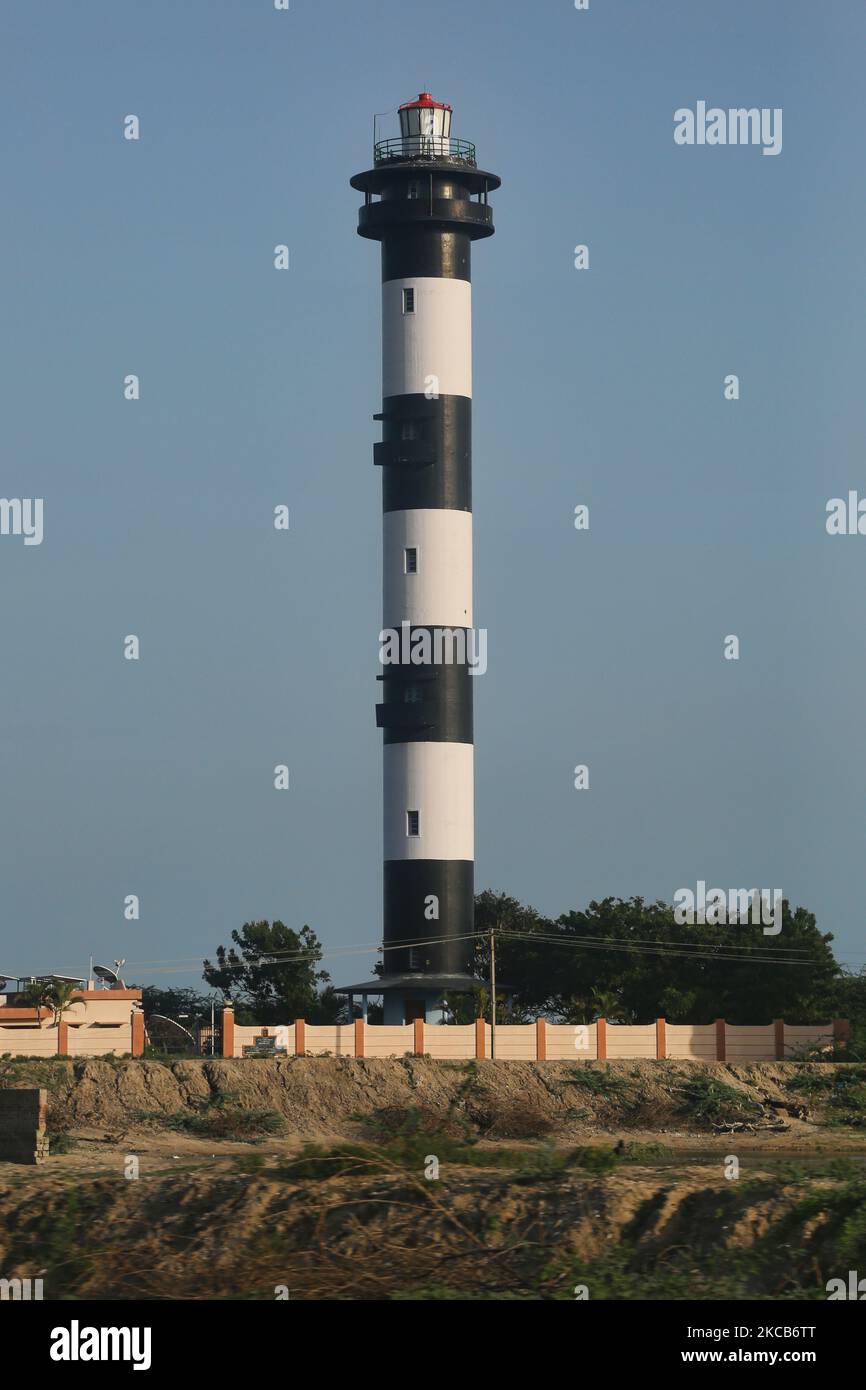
20;980;50;1024
590;988;621;1022
46;981;78;1027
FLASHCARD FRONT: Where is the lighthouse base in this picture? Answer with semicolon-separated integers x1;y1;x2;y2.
336;972;480;1026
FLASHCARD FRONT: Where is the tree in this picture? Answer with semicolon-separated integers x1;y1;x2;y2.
20;980;49;1022
831;967;866;1059
19;979;79;1030
203;920;341;1025
474;893;842;1025
46;981;78;1027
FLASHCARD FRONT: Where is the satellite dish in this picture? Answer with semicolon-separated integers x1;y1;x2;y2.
93;964;118;987
146;1014;196;1053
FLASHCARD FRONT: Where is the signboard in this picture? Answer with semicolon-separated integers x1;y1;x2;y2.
242;1029;290;1056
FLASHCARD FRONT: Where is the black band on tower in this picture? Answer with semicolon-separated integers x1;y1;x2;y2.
377;642;474;744
376;395;471;512
384;860;475;975
382;229;471;282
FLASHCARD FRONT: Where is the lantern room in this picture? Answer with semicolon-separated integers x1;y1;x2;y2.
397;92;453;157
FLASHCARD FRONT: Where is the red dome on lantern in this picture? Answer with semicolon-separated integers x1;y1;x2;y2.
398;92;453;112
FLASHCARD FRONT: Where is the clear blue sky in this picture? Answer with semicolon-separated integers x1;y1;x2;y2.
2;0;864;993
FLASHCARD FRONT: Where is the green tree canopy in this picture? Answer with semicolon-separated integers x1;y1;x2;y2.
203;920;340;1025
473;891;841;1025
139;987;215;1024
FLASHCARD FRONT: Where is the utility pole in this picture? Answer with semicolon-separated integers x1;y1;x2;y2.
489;926;497;1060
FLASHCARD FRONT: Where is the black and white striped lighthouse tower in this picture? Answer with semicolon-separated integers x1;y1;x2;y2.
343;94;500;1026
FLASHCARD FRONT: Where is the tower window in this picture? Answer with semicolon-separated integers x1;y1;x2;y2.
403;684;423;704
407;182;421;200
406;810;420;837
402;287;415;314
400;421;418;441
404;546;418;573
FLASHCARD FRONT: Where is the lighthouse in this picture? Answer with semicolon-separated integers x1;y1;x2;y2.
340;94;500;1026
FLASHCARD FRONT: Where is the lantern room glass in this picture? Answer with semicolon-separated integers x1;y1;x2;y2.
398;99;453;158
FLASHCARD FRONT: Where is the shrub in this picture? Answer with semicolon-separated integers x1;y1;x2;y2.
182;1104;284;1141
47;1132;77;1155
671;1074;761;1127
137;1098;284;1142
477;1102;555;1140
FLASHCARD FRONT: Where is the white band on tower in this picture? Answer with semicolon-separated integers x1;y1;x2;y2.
382;277;472;399
383;508;473;629
384;742;475;862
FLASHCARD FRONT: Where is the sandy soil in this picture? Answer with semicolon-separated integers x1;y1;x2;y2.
0;1058;862;1299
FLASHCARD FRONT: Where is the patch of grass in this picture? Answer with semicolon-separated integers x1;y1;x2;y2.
503;1145;616;1181
566;1065;633;1097
671;1073;761;1127
47;1132;77;1154
276;1135;519;1183
0;1057;70;1091
275;1112;621;1185
138;1097;284;1142
362;1099;559;1155
779;1178;866;1270
785;1065;866;1124
234;1153;267;1175
620;1141;674;1163
366;1103;470;1142
183;1105;284;1141
786;1064;866;1094
477;1101;556;1140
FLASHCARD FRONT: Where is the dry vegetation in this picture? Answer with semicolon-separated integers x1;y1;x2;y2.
1;1057;864;1300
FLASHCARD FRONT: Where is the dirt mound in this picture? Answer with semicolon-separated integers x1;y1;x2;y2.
0;1050;856;1139
0;1055;857;1144
1;1058;863;1300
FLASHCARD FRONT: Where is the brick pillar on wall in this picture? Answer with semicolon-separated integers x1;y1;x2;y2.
131;1009;145;1058
413;1018;424;1057
596;1018;607;1061
655;1018;666;1060
536;1018;547;1061
221;1007;234;1058
57;1020;69;1056
774;1018;785;1060
354;1018;364;1058
294;1019;305;1056
833;1019;849;1053
715;1019;726;1061
475;1017;485;1059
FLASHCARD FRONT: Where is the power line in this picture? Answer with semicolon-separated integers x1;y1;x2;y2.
500;931;819;966
128;925;828;980
127;931;485;976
